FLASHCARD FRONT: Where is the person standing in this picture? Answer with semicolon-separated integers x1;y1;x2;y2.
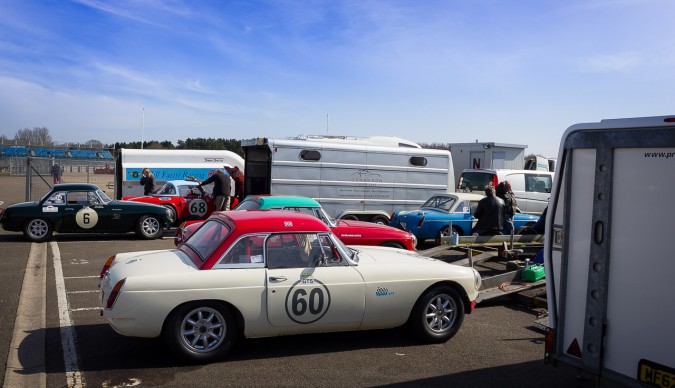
198;168;231;211
226;165;245;207
51;163;62;184
496;180;520;235
472;185;504;236
140;167;156;195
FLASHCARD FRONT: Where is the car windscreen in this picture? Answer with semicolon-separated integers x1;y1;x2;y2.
421;196;456;212
234;200;260;210
182;220;232;261
458;172;495;192
96;190;113;203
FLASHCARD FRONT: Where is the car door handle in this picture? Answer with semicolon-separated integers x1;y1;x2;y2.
269;276;287;282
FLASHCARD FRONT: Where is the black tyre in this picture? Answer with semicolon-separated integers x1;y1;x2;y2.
135;215;162;239
164;302;238;363
371;215;389;225
380;241;405;249
341;215;358;221
410;286;465;343
162;205;177;226
23;218;53;242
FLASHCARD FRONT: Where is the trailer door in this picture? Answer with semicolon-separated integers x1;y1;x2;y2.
548;122;675;386
244;145;272;196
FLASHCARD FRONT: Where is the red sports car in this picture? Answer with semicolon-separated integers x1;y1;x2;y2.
123;180;216;226
174;195;418;250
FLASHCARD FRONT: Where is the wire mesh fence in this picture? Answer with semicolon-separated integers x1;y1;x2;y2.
2;157;117;201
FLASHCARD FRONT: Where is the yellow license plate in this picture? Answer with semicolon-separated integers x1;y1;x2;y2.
638;359;675;387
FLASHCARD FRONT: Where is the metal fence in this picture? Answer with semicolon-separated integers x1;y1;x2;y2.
5;157;117;201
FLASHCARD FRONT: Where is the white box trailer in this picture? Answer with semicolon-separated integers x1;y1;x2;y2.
114;148;244;199
242;136;454;223
544;115;675;386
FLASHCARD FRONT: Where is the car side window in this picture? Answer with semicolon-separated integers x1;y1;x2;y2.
66;191;90;205
87;191;102;205
44;192;66;205
316;235;346;267
526;174;552;193
220;235;265;265
266;233;320;269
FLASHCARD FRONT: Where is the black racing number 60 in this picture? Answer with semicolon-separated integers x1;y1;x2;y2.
285;280;331;324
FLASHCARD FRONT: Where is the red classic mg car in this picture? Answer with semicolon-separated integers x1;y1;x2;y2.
123;180;216;226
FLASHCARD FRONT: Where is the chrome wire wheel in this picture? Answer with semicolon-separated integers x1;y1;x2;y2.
424;292;458;334
180;307;226;353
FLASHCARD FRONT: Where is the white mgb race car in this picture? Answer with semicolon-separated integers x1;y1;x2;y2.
99;210;481;362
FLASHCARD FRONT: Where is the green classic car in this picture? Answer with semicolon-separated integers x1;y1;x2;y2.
0;183;172;242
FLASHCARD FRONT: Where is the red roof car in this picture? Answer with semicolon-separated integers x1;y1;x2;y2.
174;195;417;250
123;180;216;226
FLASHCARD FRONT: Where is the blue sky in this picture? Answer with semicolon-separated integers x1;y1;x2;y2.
1;0;673;157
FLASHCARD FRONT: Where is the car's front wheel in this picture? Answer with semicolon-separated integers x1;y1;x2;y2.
164;302;238;363
135;215;162;239
23;218;53;242
371;215;389;225
410;286;465;343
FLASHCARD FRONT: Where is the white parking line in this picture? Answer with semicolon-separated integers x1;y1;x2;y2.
3;242;47;388
66;290;99;294
51;241;85;388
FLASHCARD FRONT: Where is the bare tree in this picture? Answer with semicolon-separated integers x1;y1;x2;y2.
14;127;54;146
84;139;103;148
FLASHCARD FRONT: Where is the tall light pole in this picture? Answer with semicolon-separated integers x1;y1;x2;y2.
141;108;145;149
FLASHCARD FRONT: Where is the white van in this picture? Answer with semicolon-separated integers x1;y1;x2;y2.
456;169;553;215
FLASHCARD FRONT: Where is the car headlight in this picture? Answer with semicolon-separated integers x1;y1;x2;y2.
411;234;417;248
472;268;482;291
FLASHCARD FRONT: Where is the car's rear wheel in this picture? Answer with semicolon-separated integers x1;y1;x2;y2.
410;286;465;343
162;205;177;226
435;226;460;245
23;218;53;242
371;215;389;225
340;215;358;221
164;302;237;363
135;215;162;239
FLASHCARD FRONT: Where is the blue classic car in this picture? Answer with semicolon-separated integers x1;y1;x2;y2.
389;192;539;244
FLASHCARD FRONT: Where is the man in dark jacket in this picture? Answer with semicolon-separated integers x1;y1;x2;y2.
198;168;231;211
496;180;520;235
472;185;504;236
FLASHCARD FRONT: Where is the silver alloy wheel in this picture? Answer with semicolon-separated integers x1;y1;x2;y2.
424;292;457;333
27;219;49;239
141;216;160;236
179;306;226;353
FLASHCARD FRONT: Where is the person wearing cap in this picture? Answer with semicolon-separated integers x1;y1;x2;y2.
140;167;156;195
198;167;231;211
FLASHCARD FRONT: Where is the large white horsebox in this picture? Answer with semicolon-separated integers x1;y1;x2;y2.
241;135;454;223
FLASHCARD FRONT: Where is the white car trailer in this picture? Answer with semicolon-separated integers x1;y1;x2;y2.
544;115;675;386
114;149;244;199
242;136;454;223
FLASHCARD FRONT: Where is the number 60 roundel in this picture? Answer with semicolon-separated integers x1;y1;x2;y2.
284;279;331;324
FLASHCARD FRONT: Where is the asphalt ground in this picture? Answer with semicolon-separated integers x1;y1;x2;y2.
0;176;601;387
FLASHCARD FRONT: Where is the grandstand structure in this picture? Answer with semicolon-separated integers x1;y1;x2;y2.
0;146;116;201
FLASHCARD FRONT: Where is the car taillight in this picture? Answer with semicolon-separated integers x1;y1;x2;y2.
106;278;126;309
492;175;498;188
100;255;116;279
